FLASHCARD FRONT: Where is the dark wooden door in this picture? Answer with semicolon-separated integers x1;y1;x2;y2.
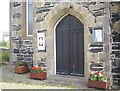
56;15;84;76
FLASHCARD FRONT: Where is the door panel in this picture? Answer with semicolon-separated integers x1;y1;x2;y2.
70;30;84;75
56;31;63;73
56;31;70;74
62;32;70;74
78;32;84;75
70;31;78;75
56;15;84;76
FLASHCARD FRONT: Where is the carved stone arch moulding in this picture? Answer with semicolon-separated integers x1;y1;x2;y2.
45;3;95;29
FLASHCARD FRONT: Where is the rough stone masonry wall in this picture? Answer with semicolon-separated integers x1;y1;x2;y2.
10;1;33;68
10;1;26;64
110;2;120;88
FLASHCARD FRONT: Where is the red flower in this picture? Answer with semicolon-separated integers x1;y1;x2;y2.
36;67;41;70
95;71;100;75
32;66;35;69
95;71;107;77
32;66;41;70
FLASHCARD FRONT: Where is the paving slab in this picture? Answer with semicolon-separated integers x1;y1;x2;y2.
1;64;96;89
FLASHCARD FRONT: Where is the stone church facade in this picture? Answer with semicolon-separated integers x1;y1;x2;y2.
10;0;120;88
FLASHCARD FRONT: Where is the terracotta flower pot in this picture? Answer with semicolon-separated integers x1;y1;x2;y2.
88;80;108;89
30;72;46;80
14;66;28;74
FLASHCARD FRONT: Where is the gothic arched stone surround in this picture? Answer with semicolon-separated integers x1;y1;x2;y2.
44;2;95;77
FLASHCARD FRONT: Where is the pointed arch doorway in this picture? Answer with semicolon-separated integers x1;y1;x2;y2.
56;14;84;76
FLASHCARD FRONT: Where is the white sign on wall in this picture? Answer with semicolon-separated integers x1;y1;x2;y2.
37;31;46;51
92;27;104;43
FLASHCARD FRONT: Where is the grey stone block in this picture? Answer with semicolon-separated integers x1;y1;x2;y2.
13;2;21;7
36;17;44;22
13;13;21;18
12;24;22;31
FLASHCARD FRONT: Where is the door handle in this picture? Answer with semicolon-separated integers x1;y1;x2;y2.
73;64;74;69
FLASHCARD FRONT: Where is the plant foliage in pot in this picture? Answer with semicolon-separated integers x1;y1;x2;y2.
30;65;46;80
88;71;108;89
14;61;29;74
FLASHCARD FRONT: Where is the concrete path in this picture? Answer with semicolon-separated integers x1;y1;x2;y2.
1;64;95;89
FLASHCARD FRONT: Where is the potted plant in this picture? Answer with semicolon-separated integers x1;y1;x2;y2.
14;61;29;74
30;65;46;80
88;71;108;89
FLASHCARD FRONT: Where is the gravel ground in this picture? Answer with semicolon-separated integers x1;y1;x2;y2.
1;64;91;89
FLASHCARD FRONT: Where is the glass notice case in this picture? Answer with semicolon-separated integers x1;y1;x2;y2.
92;27;104;43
